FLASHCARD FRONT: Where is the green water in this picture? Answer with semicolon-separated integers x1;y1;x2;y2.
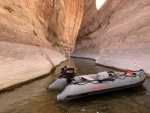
0;58;150;113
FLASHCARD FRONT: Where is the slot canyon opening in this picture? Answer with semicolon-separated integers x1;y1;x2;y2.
96;0;106;10
0;0;150;94
0;1;150;112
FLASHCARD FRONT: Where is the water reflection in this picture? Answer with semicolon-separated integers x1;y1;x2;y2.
0;58;150;113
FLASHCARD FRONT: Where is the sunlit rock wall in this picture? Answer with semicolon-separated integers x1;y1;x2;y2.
73;0;150;74
0;0;84;90
0;0;84;52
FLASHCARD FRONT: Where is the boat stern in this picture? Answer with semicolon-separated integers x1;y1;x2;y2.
48;78;68;90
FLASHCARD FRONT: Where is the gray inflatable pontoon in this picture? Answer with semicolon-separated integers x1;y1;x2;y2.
48;67;146;101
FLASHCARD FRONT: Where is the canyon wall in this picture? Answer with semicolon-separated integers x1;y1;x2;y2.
0;0;84;91
73;0;150;74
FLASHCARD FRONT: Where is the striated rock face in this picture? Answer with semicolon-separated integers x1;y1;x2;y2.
73;0;150;74
0;0;84;90
48;0;84;51
0;0;84;51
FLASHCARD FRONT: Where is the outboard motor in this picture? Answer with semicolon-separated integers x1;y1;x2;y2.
59;66;75;84
64;68;75;84
60;66;67;75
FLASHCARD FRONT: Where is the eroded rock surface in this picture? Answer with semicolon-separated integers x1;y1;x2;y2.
0;0;84;90
73;0;150;74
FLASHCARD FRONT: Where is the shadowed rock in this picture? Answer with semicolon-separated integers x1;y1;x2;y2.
73;0;150;74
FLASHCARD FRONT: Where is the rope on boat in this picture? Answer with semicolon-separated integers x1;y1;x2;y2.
72;69;146;85
116;69;146;80
138;69;146;80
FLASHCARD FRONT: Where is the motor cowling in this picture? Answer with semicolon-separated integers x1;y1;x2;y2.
60;67;75;84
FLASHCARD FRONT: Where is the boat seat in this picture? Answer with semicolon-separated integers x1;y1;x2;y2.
81;76;95;81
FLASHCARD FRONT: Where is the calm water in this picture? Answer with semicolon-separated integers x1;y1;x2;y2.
0;58;150;113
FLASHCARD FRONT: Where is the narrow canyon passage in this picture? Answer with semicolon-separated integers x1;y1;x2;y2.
0;1;150;112
0;0;150;91
0;58;150;113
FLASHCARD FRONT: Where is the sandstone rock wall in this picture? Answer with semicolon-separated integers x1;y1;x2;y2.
0;0;84;91
73;0;150;74
0;0;84;51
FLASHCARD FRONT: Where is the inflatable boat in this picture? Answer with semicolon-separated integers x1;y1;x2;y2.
48;67;146;101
